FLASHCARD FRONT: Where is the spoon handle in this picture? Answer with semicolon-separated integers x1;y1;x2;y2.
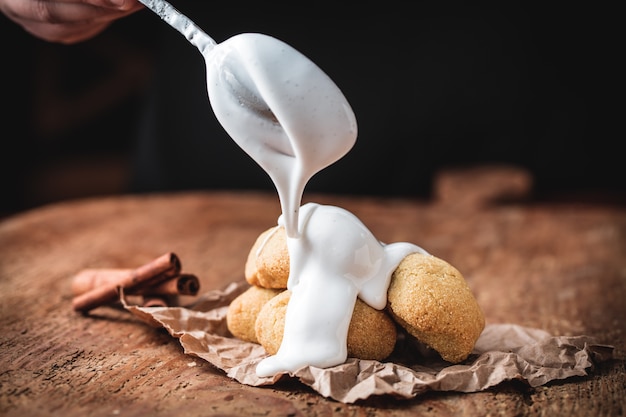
137;0;216;55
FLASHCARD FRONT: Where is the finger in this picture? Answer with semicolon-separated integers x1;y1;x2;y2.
3;0;142;42
3;0;141;25
80;0;142;12
19;20;113;43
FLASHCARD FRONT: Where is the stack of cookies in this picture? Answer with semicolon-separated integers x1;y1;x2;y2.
227;225;485;364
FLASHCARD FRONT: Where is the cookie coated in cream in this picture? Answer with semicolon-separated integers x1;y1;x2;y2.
255;203;425;376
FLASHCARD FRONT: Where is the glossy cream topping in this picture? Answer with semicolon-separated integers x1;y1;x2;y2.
201;34;424;377
256;204;425;376
140;1;422;376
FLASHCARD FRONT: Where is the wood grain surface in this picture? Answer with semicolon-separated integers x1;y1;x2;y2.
1;168;624;416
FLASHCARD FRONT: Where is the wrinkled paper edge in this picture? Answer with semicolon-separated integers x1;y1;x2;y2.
123;281;614;403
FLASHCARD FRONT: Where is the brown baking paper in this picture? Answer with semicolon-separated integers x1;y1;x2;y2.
123;281;614;403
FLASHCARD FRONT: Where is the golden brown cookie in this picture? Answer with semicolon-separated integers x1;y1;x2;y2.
255;290;398;361
226;285;282;343
244;226;290;289
387;252;484;363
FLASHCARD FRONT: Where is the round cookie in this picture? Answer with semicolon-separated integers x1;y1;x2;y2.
255;290;398;361
226;285;282;343
244;226;289;289
387;252;484;363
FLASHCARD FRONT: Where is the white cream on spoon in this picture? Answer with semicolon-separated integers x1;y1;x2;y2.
205;34;357;237
138;0;356;238
138;0;425;377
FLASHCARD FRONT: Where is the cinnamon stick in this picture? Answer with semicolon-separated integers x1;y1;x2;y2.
141;295;171;308
71;269;134;296
72;270;199;296
144;274;200;296
72;252;181;312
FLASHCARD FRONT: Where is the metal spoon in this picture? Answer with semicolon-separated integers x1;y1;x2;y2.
135;0;357;237
137;0;216;55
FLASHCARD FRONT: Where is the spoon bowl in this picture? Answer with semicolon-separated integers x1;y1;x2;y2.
136;0;357;236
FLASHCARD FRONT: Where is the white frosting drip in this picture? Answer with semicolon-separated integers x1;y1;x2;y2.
256;204;425;376
138;0;425;377
203;35;425;377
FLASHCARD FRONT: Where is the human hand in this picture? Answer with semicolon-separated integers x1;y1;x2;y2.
0;0;144;44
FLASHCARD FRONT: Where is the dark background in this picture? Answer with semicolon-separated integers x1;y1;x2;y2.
2;2;623;216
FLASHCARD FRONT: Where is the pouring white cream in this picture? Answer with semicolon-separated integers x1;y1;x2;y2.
256;203;425;376
203;36;430;376
203;35;427;376
136;0;425;376
204;33;357;238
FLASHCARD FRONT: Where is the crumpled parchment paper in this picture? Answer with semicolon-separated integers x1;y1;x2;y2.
123;281;614;403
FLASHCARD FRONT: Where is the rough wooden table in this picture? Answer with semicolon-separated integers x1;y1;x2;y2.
1;168;625;416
